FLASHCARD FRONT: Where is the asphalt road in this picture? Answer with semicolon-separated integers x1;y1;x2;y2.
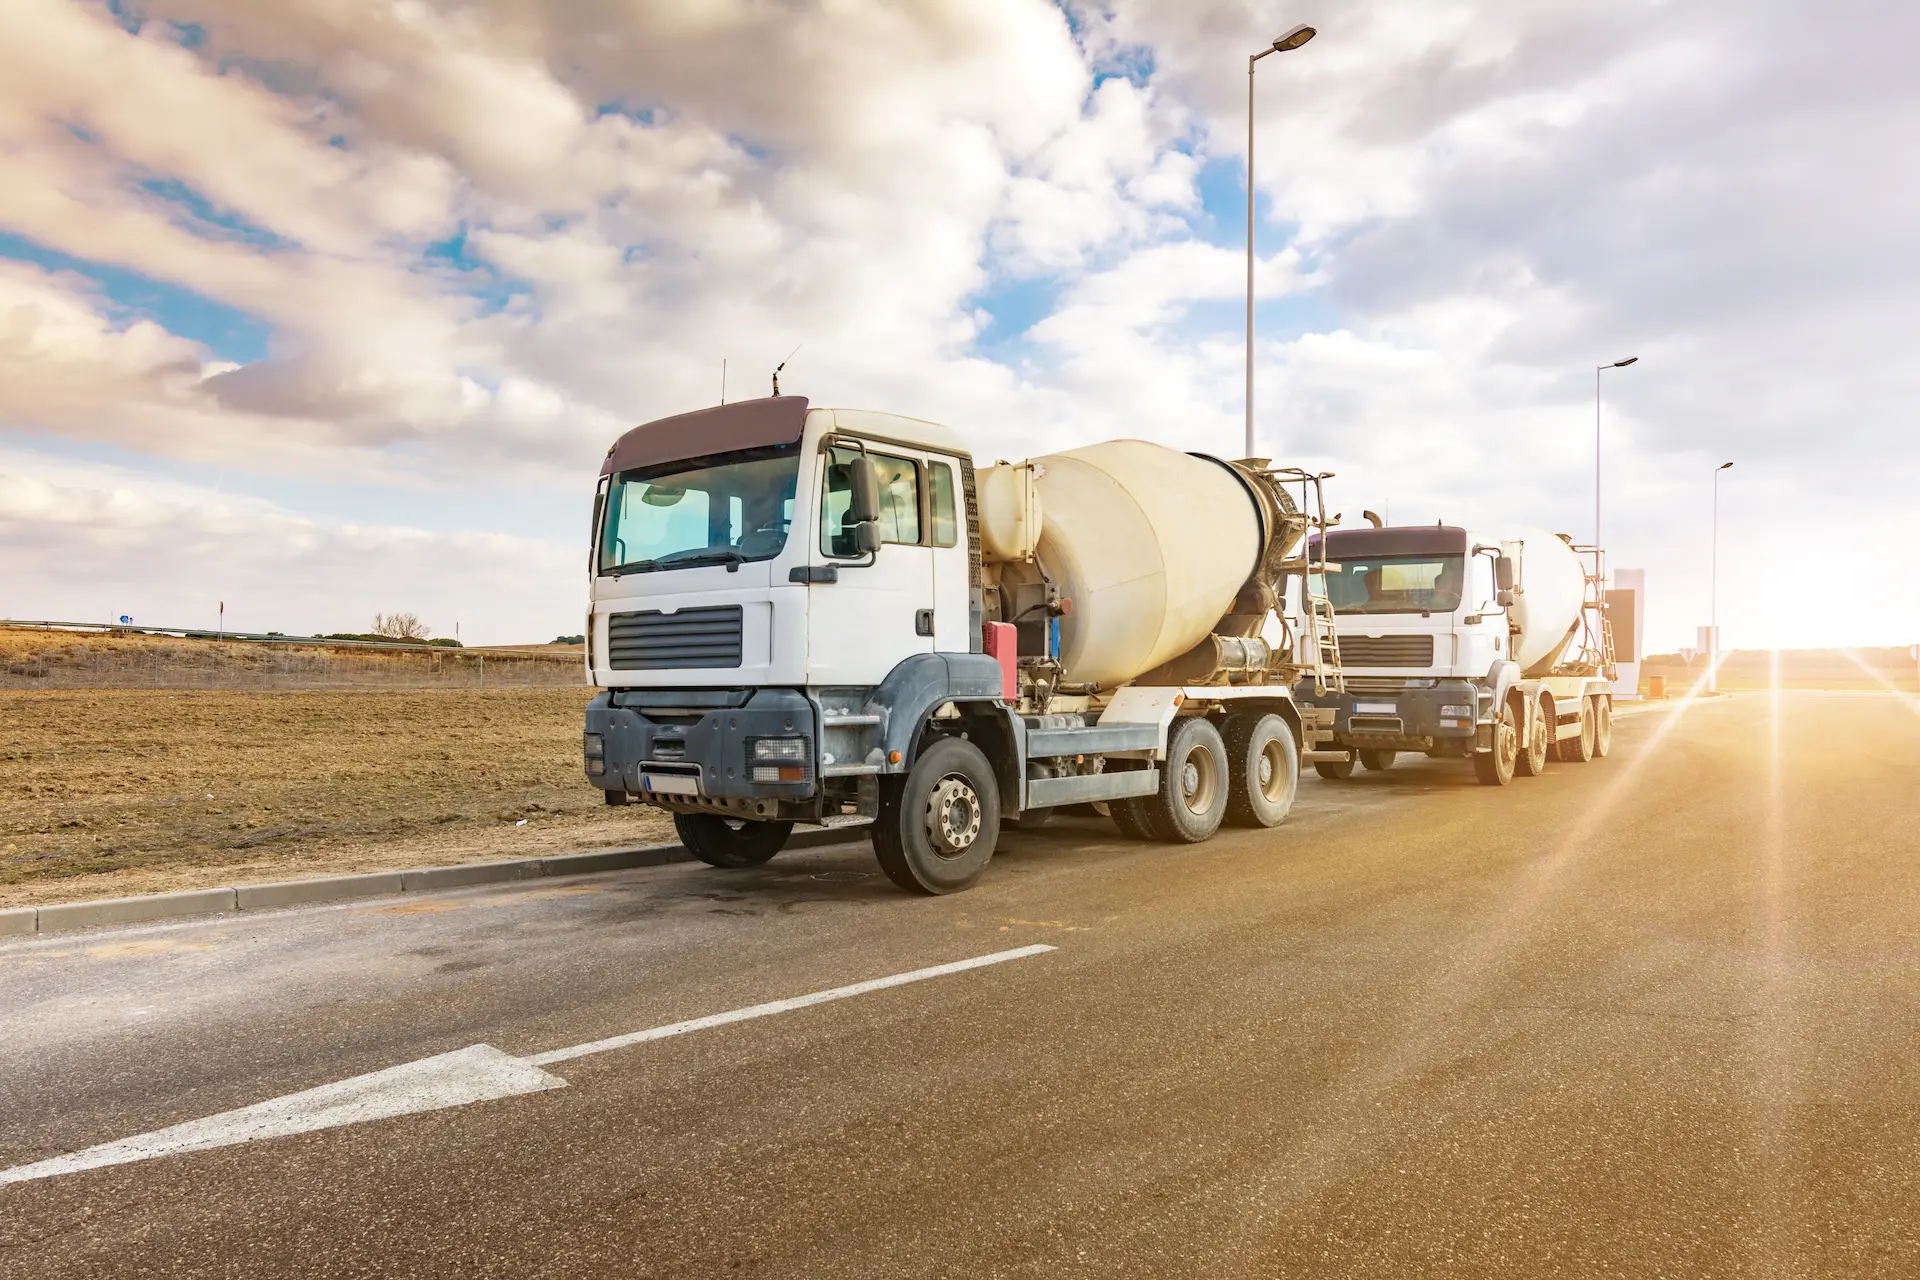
3;691;1917;1277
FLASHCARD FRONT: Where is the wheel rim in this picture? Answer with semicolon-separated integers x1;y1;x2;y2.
1258;740;1288;802
1179;743;1220;815
924;774;982;858
1498;721;1517;773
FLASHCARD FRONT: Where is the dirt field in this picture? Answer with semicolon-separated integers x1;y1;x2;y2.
0;626;583;690
0;687;676;908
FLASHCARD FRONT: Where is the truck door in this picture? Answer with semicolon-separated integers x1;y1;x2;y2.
806;442;935;686
926;456;972;654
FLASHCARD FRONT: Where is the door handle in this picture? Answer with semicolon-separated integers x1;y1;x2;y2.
915;609;934;637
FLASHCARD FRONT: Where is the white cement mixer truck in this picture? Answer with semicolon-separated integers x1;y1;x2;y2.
581;395;1342;893
1290;521;1615;786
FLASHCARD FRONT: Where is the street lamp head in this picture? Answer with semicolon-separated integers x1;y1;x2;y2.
1611;356;1638;368
1718;461;1734;470
1273;24;1316;51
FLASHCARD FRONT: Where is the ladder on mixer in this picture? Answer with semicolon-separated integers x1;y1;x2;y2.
1268;468;1345;698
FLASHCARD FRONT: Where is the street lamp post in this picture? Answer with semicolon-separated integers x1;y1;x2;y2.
1245;23;1316;461
1594;356;1638;550
1711;461;1733;693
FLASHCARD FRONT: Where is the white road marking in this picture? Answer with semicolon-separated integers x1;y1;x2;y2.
0;944;1057;1187
0;1045;565;1187
527;942;1058;1065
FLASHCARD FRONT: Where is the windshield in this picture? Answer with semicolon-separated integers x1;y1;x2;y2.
599;444;800;575
1324;554;1465;615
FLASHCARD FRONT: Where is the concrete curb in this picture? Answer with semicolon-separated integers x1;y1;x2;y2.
8;824;869;938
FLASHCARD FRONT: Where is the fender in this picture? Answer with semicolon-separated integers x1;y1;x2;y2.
1487;659;1522;718
866;652;1007;771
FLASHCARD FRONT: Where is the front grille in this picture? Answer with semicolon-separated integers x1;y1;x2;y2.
1336;635;1435;668
1342;676;1407;694
607;606;743;670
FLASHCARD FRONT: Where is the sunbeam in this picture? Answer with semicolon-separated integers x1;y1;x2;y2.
1211;669;1731;1237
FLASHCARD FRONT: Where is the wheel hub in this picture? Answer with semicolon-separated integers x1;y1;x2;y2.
925;776;981;857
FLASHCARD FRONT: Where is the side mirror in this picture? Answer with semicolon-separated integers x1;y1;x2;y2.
1495;588;1515;607
849;457;880;525
852;520;881;554
1494;554;1516;593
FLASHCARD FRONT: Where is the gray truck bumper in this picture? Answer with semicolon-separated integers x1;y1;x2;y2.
585;688;818;816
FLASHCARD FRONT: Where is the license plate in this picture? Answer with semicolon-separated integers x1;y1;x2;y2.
1355;701;1397;715
642;773;700;796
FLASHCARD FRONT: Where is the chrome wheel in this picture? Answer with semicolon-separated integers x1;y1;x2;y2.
925;775;982;858
1258;740;1288;803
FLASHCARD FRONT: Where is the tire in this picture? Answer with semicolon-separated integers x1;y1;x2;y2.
1314;751;1357;781
1110;793;1156;840
1554;697;1596;763
1592;694;1613;757
1358;748;1397;772
1473;703;1518;786
1223;713;1299;829
1009;806;1056;831
674;813;792;868
1515;694;1551;777
869;736;1001;894
1134;717;1230;843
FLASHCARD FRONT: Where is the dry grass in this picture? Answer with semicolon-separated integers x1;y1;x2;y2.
0;687;676;908
0;626;582;690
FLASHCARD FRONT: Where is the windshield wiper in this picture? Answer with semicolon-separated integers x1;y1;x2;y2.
605;559;662;577
657;548;749;571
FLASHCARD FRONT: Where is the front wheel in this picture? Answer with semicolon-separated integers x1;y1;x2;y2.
1473;705;1518;786
1223;713;1298;828
870;737;1001;894
674;813;793;868
1515;695;1551;777
1313;751;1357;781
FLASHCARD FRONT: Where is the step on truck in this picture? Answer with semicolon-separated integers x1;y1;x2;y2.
582;395;1343;893
1291;520;1617;786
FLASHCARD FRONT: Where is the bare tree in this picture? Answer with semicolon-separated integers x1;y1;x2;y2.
371;612;431;641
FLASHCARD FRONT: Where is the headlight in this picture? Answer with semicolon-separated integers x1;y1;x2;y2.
1440;705;1474;719
585;758;606;776
583;732;604;759
748;736;810;784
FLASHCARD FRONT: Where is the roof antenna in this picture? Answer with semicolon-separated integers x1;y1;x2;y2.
772;343;801;396
720;358;727;405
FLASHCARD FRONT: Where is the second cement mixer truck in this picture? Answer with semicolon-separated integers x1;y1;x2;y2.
580;395;1342;894
1290;520;1616;786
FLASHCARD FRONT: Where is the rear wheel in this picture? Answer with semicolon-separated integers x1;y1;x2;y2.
674;814;792;868
1223;713;1299;828
1313;750;1357;781
1009;806;1056;831
1135;717;1230;843
869;737;1001;894
1110;795;1156;840
1592;694;1614;757
1515;695;1551;777
1555;697;1597;762
1358;748;1397;772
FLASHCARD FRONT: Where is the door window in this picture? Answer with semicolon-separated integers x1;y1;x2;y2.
928;460;958;548
821;446;921;556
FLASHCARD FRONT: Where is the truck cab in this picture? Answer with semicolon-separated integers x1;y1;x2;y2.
1292;523;1614;786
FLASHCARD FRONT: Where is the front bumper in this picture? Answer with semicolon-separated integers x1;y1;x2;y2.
585;687;818;816
1293;679;1483;748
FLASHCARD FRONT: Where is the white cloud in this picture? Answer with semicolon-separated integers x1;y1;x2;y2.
0;0;1914;649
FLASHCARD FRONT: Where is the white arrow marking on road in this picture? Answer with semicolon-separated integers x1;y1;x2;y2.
1;944;1056;1187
